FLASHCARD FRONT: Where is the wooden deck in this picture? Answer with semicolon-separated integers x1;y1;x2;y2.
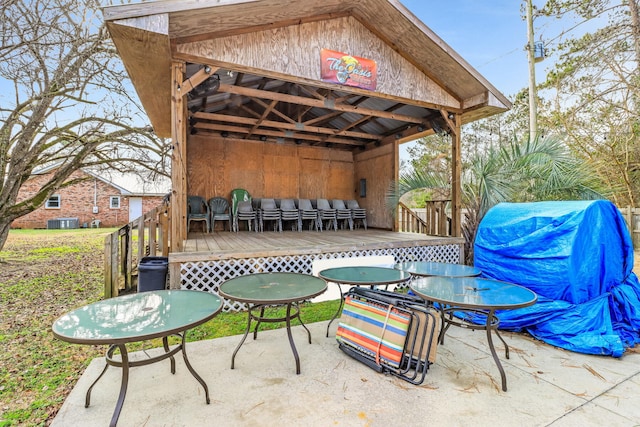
170;229;464;303
176;229;463;262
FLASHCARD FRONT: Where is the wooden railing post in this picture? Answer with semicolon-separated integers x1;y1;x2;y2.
397;201;451;237
102;201;172;298
104;235;113;298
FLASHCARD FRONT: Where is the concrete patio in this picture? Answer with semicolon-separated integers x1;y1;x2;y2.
52;318;640;427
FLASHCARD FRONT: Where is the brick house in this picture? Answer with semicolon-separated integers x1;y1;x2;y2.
11;165;169;229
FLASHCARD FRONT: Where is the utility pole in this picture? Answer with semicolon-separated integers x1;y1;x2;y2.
526;0;538;141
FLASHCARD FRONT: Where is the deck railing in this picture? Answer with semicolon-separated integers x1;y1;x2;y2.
619;206;640;248
397;200;451;237
104;201;171;298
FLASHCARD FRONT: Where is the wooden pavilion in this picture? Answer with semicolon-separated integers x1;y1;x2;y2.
103;0;510;295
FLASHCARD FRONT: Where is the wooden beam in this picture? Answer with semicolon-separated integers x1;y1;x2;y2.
217;83;426;125
193;112;381;141
252;97;297;124
194;121;366;146
303;110;343;126
440;109;458;137
180;66;218;97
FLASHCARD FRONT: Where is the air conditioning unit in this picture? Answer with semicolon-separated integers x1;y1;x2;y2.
48;218;79;229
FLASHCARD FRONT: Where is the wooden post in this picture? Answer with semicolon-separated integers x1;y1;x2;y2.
104;235;113;298
137;216;145;259
125;226;133;292
171;61;187;253
451;113;462;237
111;232;119;297
148;219;157;256
393;139;400;232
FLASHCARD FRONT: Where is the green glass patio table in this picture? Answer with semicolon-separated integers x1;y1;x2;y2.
410;276;537;391
395;261;481;277
317;266;411;337
51;290;222;427
219;272;327;374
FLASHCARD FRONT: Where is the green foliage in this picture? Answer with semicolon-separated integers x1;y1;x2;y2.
410;190;435;208
390;135;603;263
406;134;452;174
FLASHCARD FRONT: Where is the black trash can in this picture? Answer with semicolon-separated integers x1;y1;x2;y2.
138;256;168;292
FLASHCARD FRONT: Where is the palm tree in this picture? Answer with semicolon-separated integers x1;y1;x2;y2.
389;135;604;264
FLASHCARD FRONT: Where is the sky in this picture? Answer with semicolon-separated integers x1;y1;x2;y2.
396;0;573;161
400;0;554;98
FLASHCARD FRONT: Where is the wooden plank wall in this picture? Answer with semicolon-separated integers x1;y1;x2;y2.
354;143;394;229
177;15;459;110
188;134;358;202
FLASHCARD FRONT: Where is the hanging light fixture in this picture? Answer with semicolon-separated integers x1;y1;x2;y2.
189;74;221;98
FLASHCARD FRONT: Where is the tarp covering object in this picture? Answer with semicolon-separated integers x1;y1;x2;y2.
474;200;640;357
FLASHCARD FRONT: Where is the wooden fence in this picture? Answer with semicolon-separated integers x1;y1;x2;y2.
397;200;451;236
104;201;170;298
619;206;640;248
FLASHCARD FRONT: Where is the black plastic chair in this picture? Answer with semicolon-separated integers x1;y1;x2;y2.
208;197;231;232
187;195;210;232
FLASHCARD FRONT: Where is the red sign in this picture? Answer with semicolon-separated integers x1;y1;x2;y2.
320;49;377;91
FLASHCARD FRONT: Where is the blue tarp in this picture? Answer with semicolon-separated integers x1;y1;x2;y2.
474;200;640;357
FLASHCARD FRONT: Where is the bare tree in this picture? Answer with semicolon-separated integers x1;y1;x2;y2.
0;0;170;250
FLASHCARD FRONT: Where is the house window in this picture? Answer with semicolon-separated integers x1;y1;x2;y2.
45;194;61;209
110;196;121;209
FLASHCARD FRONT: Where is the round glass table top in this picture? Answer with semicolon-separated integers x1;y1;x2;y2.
318;266;410;285
395;261;481;277
220;272;327;304
52;290;222;345
410;276;537;310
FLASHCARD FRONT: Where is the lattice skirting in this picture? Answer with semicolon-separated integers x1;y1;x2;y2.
180;244;461;312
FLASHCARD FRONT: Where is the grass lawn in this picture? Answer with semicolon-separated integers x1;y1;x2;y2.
0;229;339;427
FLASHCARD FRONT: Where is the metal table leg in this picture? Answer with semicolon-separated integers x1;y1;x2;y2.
326;283;346;337
285;303;301;374
232;302;308;374
85;333;210;426
180;331;211;403
231;309;254;369
485;309;508;391
438;307;510;391
85;344;129;427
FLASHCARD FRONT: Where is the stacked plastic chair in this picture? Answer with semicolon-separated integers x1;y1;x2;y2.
280;199;301;231
231;189;257;232
297;199;320;231
260;198;282;232
346;199;367;230
316;198;338;231
332;199;354;230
